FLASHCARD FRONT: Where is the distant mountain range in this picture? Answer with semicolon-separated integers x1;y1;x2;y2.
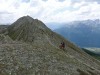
46;22;65;30
54;19;100;47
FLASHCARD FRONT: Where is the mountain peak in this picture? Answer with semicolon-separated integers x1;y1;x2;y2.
7;16;51;42
17;15;34;23
14;15;46;28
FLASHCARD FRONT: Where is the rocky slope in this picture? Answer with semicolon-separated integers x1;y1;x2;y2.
0;16;100;75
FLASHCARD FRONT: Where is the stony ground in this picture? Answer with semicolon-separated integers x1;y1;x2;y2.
0;16;100;75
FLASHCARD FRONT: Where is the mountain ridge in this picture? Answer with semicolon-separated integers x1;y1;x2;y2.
0;16;100;75
7;16;52;42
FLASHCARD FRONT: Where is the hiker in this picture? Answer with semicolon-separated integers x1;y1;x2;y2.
59;42;65;50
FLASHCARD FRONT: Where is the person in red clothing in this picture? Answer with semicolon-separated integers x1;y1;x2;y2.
59;42;65;50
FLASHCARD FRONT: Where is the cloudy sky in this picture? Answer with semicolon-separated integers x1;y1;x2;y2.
0;0;100;24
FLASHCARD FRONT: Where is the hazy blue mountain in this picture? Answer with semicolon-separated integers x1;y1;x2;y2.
54;19;100;47
46;22;65;30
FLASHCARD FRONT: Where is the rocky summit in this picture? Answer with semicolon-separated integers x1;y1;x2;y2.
0;16;100;75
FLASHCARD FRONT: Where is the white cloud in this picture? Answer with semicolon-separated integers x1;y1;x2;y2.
0;0;100;24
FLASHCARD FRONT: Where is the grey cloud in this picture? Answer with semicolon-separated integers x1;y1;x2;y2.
71;0;100;4
30;1;39;7
85;0;100;3
58;0;65;2
71;0;81;3
0;11;12;15
0;13;15;24
21;0;30;3
42;0;65;2
13;3;20;9
79;11;91;15
42;0;48;2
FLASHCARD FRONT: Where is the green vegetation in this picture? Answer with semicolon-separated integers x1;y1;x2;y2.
82;48;100;61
